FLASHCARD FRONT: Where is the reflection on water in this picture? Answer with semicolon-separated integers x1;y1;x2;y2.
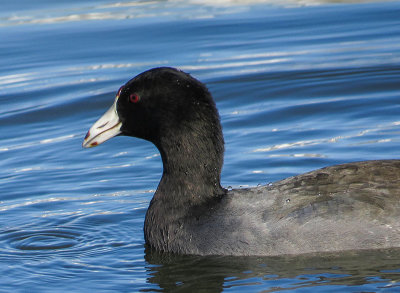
145;248;400;292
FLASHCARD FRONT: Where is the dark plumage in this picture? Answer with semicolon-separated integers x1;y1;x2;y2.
83;67;400;256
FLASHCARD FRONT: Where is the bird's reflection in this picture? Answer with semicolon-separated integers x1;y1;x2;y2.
144;247;400;292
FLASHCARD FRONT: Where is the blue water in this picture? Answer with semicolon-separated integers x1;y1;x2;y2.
1;0;400;291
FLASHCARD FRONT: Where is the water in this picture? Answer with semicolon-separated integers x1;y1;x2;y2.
1;0;400;291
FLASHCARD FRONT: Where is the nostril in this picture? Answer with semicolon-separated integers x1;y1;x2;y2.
84;131;90;140
97;122;109;129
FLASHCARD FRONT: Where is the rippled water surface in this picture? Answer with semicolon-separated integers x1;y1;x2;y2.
1;0;400;291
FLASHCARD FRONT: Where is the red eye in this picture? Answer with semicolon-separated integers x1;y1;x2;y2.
129;93;140;103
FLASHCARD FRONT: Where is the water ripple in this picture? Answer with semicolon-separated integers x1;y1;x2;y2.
2;229;81;251
0;0;393;27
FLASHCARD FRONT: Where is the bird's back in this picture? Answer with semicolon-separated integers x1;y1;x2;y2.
190;160;400;256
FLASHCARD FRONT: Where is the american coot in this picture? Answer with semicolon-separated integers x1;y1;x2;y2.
83;67;400;256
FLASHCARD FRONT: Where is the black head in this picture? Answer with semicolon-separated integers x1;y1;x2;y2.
83;67;224;167
115;67;220;145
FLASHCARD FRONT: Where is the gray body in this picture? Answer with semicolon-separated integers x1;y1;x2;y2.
147;160;400;256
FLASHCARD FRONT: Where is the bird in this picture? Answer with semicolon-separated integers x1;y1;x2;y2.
83;67;400;256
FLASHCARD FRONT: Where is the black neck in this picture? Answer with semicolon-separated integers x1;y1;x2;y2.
144;126;226;252
154;128;225;208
